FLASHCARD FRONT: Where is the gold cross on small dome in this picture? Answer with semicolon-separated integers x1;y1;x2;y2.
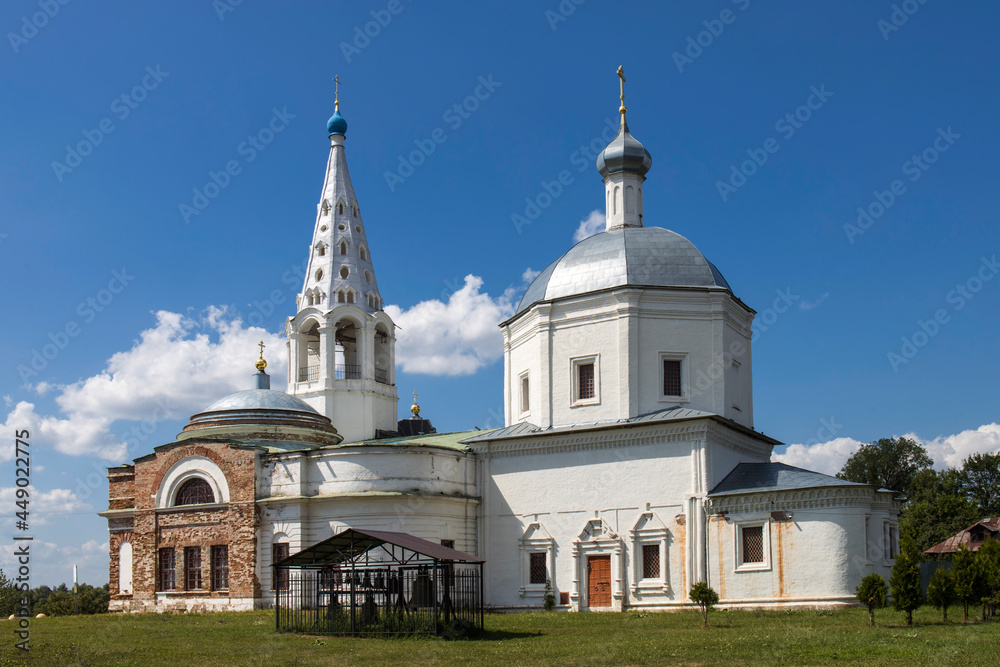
333;75;342;110
255;340;267;371
617;65;627;116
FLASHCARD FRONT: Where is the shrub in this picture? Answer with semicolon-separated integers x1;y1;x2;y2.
689;581;719;628
856;573;887;627
889;551;924;626
926;567;955;622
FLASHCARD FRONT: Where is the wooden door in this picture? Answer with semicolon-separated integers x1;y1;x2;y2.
587;555;611;607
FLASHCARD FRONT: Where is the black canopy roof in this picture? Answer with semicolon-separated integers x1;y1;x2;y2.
272;528;485;567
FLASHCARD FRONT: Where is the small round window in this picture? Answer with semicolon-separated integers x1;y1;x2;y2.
355;226;361;233
338;224;346;231
340;266;350;279
319;224;328;232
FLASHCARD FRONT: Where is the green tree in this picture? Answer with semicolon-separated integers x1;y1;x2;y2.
976;539;1000;620
689;581;719;628
952;545;984;621
856;573;888;627
889;551;924;625
900;469;980;554
960;452;1000;517
837;437;933;496
0;569;22;618
926;567;955;622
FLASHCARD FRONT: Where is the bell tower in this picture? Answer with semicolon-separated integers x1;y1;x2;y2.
285;84;398;442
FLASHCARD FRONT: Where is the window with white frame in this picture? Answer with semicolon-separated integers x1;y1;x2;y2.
735;520;770;571
571;355;600;405
864;515;871;563
630;512;669;593
519;371;530;415
519;522;555;599
729;360;742;411
883;521;899;563
659;353;688;401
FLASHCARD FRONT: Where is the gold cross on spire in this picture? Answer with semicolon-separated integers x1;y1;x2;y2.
332;75;342;110
411;390;421;417
617;65;627;116
256;340;267;371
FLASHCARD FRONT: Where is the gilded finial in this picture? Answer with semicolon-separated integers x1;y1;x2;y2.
617;65;627;117
333;75;342;111
411;389;420;417
255;340;267;371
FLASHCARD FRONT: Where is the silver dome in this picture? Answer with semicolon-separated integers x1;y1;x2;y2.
202;389;319;413
515;227;731;316
596;118;652;178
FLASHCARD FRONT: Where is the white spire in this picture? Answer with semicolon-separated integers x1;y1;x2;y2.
299;133;383;314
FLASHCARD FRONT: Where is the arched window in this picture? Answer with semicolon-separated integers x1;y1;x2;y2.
340;241;348;255
347;291;355;304
316;244;326;257
359;245;368;261
176;478;214;505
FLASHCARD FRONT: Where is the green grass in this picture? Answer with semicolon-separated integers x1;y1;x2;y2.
1;606;998;666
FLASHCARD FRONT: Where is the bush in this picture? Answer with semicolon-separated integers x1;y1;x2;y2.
856;573;887;627
926;568;955;622
890;552;924;626
689;581;719;628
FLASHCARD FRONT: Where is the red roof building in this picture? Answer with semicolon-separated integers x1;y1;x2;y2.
925;518;1000;555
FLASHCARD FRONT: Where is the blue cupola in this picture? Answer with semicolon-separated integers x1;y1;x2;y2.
327;105;347;137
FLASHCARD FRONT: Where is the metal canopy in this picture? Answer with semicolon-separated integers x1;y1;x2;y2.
273;528;485;568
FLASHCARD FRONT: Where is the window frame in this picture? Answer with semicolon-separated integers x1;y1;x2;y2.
570;355;601;407
158;547;176;591
518;370;530;416
528;551;548;585
734;520;771;572
273;542;290;591
658;352;690;403
211;545;229;591
174;477;215;506
629;512;670;595
518;522;556;601
184;546;202;591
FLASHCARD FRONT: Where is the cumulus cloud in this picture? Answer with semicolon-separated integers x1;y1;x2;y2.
0;538;109;586
386;275;516;376
572;209;604;243
774;424;1000;475
0;307;284;461
798;292;830;310
522;267;541;283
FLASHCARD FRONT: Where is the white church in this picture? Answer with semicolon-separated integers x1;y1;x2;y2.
102;77;901;613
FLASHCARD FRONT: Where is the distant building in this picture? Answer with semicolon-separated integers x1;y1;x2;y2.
102;78;901;613
925;518;1000;555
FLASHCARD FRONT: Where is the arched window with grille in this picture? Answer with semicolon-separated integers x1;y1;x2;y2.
175;477;215;506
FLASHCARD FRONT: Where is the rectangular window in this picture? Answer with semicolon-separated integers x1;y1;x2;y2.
641;544;660;579
529;552;547;585
741;526;764;564
578;363;595;400
889;525;898;559
158;547;175;591
273;543;290;591
185;547;202;591
440;539;455;549
211;545;229;591
663;359;681;397
520;374;530;413
865;516;871;562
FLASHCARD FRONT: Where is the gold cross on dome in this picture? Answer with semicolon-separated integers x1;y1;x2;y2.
413;390;418;403
258;340;266;357
332;75;342;109
617;65;627;115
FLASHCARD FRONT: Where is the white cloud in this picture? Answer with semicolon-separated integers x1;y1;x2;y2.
0;307;285;461
386;275;516;376
774;437;866;476
0;486;89;527
0;538;109;586
774;423;1000;475
572;209;604;243
799;292;830;310
522;267;540;283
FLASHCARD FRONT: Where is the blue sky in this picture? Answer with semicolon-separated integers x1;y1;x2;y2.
2;1;999;586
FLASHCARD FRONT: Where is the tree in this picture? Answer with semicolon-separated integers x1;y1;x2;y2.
960;452;1000;517
0;569;22;618
899;469;979;554
856;573;888;627
889;551;924;625
689;581;719;628
837;437;933;496
952;545;983;621
976;539;1000;620
926;567;955;622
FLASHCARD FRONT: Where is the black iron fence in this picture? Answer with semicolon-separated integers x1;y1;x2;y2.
275;564;482;636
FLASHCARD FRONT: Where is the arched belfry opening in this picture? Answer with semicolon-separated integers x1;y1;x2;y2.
298;322;321;382
374;322;391;385
334;319;361;380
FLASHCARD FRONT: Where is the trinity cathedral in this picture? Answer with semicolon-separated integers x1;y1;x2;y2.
101;76;901;613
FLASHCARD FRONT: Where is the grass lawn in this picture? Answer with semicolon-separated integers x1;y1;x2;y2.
1;606;998;666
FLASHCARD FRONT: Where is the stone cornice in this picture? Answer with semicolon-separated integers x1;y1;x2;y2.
708;485;880;513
